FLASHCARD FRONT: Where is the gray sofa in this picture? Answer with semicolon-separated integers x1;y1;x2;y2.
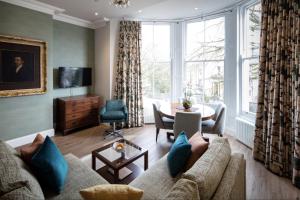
0;137;245;200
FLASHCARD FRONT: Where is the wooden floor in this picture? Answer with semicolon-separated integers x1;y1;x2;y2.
54;124;300;199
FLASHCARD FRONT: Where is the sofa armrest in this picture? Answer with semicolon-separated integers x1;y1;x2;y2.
211;153;246;200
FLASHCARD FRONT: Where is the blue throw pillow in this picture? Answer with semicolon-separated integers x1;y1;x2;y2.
31;136;68;194
167;132;192;177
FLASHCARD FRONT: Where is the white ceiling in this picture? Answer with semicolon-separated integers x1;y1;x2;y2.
37;0;243;22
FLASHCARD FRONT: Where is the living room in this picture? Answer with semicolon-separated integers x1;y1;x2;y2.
0;0;299;199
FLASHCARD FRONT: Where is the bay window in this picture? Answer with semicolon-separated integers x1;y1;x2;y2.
184;17;225;103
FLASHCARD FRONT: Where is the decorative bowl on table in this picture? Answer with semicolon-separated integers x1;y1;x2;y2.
113;142;125;153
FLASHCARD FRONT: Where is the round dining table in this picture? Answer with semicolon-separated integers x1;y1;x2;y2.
160;103;215;121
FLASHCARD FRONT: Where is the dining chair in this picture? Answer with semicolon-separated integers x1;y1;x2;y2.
173;112;202;139
202;103;226;136
153;104;175;142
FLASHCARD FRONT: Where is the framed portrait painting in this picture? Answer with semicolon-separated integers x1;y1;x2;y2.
0;35;47;97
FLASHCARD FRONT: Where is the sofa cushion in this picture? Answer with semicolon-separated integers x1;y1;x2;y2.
0;186;40;200
44;154;109;200
185;132;209;171
167;132;192;177
0;141;44;200
20;134;44;163
129;155;181;200
31;136;68;194
80;184;143;200
182;137;231;200
212;153;246;200
162;178;200;200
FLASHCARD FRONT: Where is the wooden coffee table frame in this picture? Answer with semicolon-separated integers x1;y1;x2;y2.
92;139;148;184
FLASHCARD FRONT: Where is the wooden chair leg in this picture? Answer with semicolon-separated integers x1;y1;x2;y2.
156;128;160;142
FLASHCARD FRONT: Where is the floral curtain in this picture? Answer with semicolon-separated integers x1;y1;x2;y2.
115;21;144;127
253;0;300;188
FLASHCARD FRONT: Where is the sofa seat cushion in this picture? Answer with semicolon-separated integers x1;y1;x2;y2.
182;138;231;200
44;154;108;200
102;111;125;120
212;153;246;200
162;178;199;200
129;155;181;200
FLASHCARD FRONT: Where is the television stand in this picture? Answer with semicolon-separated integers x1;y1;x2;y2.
56;95;103;135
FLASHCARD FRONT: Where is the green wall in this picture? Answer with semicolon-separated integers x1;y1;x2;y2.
0;2;95;140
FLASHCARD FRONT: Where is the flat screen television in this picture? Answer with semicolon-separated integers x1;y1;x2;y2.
58;67;92;88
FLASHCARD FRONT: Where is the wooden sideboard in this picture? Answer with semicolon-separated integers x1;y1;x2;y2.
56;95;102;135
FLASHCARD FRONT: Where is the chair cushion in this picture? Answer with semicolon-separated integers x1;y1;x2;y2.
167;132;192;177
185;133;209;171
162;178;200;200
202;119;215;132
31;136;68;194
102;111;126;120
80;184;143;200
162;117;174;123
182;138;231;200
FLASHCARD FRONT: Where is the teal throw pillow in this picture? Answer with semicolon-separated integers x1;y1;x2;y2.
167;131;192;177
31;136;68;194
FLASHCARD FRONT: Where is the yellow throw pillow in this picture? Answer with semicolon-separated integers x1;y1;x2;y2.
79;184;143;200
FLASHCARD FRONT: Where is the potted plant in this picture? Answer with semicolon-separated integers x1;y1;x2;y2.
182;84;193;110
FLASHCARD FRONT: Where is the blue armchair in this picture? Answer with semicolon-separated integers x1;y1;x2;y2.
99;100;128;138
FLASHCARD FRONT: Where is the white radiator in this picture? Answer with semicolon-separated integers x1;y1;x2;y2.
235;117;255;148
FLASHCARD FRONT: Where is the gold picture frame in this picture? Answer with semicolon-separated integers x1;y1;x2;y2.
0;35;47;97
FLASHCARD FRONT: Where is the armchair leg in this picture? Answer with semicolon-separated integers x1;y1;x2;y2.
156;128;160;142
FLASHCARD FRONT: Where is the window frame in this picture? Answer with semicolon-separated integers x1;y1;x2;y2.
239;0;261;121
183;15;226;103
141;22;175;102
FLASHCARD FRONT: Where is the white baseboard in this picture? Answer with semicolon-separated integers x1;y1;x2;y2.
6;129;55;148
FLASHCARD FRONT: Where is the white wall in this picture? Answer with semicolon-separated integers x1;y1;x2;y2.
94;20;120;101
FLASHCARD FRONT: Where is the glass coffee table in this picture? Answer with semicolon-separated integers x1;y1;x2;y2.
92;139;148;184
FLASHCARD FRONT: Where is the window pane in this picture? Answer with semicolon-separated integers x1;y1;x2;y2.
186;22;205;61
153;25;171;62
203;18;225;60
141;23;172;123
185;62;204;103
204;61;224;102
248;59;259;113
186;17;225;61
246;3;261;57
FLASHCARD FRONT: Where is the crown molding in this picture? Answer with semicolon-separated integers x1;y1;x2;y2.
0;0;104;29
53;13;96;29
0;0;65;15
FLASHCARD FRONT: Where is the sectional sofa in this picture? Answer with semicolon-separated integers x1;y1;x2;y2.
0;137;245;200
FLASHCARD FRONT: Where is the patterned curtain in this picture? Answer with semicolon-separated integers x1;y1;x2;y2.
253;0;300;188
115;21;144;128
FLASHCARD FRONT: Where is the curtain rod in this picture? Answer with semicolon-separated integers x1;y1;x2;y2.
122;0;250;23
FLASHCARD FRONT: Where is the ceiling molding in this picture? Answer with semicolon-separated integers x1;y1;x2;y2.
53;14;96;29
0;0;102;29
0;0;65;15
